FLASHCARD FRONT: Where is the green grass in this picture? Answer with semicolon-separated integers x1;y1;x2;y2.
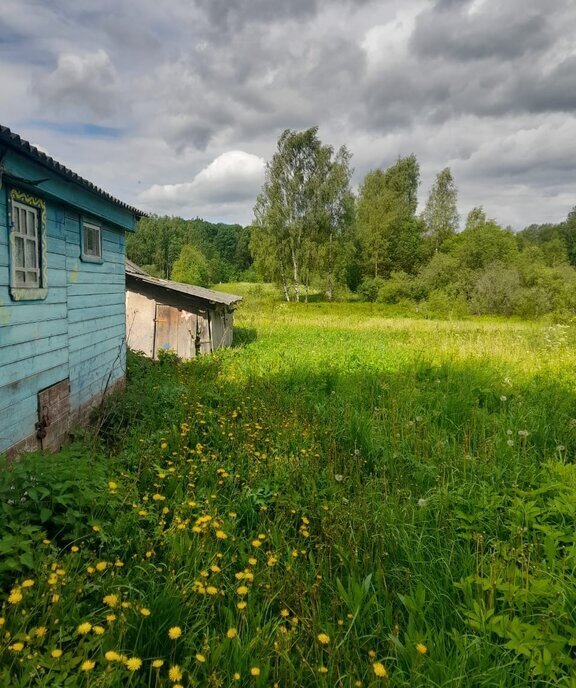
2;299;576;686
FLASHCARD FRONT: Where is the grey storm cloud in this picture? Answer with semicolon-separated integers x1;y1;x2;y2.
1;0;576;227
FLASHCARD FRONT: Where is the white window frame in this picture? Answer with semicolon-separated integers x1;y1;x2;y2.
8;189;48;301
81;220;103;262
12;200;41;288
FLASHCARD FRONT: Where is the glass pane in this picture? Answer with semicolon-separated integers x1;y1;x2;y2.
27;270;39;287
26;238;37;268
15;207;22;233
15;236;25;268
15;269;26;285
27;210;36;237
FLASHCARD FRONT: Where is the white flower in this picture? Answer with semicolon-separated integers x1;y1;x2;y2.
334;474;344;482
417;498;428;507
507;440;514;447
500;396;507;402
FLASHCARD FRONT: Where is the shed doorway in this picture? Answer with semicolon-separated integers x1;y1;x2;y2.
153;304;211;359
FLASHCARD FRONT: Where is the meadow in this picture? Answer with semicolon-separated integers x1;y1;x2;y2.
2;289;576;687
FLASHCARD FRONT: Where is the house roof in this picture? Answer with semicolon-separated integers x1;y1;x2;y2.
126;259;243;307
0;125;146;218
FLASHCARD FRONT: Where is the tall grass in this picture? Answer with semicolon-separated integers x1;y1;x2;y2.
2;299;576;686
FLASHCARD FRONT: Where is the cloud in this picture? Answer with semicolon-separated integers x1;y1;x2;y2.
35;49;121;118
139;151;266;217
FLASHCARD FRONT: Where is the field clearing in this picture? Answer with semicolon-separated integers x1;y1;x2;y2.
2;299;576;686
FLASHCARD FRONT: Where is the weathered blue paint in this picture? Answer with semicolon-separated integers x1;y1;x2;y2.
0;131;143;454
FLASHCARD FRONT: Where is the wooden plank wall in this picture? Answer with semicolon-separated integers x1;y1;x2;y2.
0;154;132;453
0;190;70;451
65;210;126;413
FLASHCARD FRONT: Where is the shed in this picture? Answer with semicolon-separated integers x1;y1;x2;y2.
125;260;242;358
0;125;144;456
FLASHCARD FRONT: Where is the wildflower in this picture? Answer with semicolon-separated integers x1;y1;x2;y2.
251;540;262;548
416;642;428;654
168;626;182;639
196;653;206;663
227;628;238;639
77;622;92;635
71;546;79;553
9;642;24;652
8;589;23;604
215;530;227;539
106;614;117;623
103;594;119;607
280;609;290;617
22;579;34;588
169;665;183;681
373;662;388;678
237;585;249;596
251;667;261;676
51;594;60;604
206;586;218;595
152;659;164;668
108;481;118;490
81;660;96;672
95;561;107;572
152;493;165;501
92;525;100;533
51;649;63;658
233;673;241;680
140;608;151;616
318;666;328;674
248;557;257;565
93;625;105;635
317;633;330;645
35;626;47;638
125;657;142;671
237;601;247;610
0;617;4;626
105;651;122;662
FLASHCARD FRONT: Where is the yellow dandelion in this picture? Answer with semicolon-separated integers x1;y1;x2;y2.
51;649;63;659
168;626;182;640
81;660;96;672
196;653;206;663
140;608;151;616
237;601;247;610
93;625;105;635
71;546;79;553
125;657;142;671
169;665;183;681
248;557;257;566
280;609;290;618
105;650;122;661
233;672;241;680
103;594;119;607
206;586;218;595
51;594;60;604
251;540;262;548
8;589;23;604
21;579;35;588
106;614;117;623
0;617;4;626
108;481;118;490
226;628;238;639
9;642;24;652
317;633;330;645
318;666;328;674
236;585;249;596
92;525;100;532
152;659;164;668
77;622;92;635
373;662;388;678
152;493;165;501
250;667;261;676
95;561;107;572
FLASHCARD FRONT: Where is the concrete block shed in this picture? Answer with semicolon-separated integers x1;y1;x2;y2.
126;260;242;359
0;125;144;456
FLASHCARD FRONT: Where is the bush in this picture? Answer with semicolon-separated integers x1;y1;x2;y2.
469;263;521;315
376;271;425;304
358;276;386;302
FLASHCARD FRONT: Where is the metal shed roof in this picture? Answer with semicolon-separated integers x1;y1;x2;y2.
0;125;146;218
126;259;242;307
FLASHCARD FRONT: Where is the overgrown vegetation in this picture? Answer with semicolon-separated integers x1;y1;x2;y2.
2;300;576;686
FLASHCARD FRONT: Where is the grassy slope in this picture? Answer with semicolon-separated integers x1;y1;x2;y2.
2;294;576;686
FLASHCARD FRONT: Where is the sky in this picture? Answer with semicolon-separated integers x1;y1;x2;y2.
2;0;575;229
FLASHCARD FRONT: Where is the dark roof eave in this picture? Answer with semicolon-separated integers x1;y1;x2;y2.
126;271;243;307
0;125;147;219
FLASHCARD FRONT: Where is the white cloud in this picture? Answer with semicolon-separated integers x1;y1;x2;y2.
139;150;266;219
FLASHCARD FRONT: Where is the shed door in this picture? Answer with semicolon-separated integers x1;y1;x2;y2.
154;304;197;359
154;304;180;358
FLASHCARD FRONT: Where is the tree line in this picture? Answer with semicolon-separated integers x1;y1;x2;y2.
127;127;576;318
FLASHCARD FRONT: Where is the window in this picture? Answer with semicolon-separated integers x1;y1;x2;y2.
9;189;47;301
12;201;40;287
82;221;102;261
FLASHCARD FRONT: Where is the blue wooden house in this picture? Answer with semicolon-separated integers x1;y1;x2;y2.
0;125;144;456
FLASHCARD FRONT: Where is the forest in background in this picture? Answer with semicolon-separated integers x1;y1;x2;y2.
126;127;576;319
